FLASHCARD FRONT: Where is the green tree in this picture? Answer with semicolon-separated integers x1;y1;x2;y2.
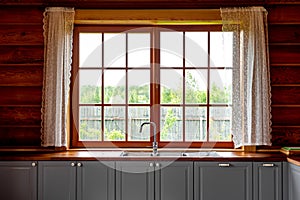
79;121;101;140
80;85;101;103
105;129;125;141
161;108;178;140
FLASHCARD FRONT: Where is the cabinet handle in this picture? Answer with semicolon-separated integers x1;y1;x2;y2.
77;163;82;167
262;163;274;167
219;163;230;167
31;162;37;167
155;163;160;167
71;162;76;167
149;163;154;167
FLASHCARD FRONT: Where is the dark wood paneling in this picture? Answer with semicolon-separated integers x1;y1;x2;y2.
0;0;265;9
0;107;41;126
0;65;43;86
267;0;300;4
271;107;300;126
271;86;300;105
0;127;41;146
0;25;43;45
269;24;300;43
268;5;300;24
269;45;300;64
271;127;300;146
271;66;300;84
0;46;44;64
0;7;43;24
0;5;43;148
0;86;42;105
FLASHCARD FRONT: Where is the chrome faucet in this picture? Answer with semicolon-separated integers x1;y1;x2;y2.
140;122;158;156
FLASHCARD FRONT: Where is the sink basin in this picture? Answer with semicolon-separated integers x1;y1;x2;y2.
120;151;220;157
183;151;220;157
120;151;153;157
120;151;185;157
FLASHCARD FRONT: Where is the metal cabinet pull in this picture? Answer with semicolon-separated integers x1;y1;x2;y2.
219;163;230;167
77;163;82;167
262;163;274;167
71;162;76;167
31;162;37;167
155;163;160;167
149;163;154;167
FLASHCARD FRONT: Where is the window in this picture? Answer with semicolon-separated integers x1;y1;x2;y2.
71;25;233;148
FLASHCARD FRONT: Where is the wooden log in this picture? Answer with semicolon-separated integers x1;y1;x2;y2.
0;65;43;86
0;107;41;126
0;86;42;105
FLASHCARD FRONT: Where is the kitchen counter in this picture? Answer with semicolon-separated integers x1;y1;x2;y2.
0;149;288;162
287;156;300;166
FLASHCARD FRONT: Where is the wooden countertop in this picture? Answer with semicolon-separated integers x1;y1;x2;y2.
287;157;300;167
0;150;288;162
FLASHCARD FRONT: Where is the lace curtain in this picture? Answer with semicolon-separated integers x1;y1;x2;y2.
41;7;75;147
221;7;272;148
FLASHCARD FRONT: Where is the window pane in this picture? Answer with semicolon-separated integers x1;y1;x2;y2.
128;70;150;104
160;107;183;141
185;69;207;104
185;32;208;67
210;32;233;67
160;32;183;67
128;33;150;68
79;70;102;104
104;33;126;67
79;33;102;68
104;107;126;141
161;69;183;104
104;70;126;104
185;107;207;141
210;69;232;104
79;106;101;141
128;106;150;141
209;107;232;141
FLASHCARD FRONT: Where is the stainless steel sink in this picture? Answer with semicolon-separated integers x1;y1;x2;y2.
120;151;185;157
183;151;220;157
120;151;220;157
120;151;153;157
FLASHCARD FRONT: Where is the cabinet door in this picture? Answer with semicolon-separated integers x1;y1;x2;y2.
253;162;282;200
194;162;252;200
38;161;76;200
156;161;193;200
0;161;37;200
77;161;115;200
116;161;154;200
288;163;300;200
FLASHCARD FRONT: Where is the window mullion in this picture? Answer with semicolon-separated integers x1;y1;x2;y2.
151;28;161;144
207;31;211;142
183;32;186;143
125;33;129;142
101;32;105;142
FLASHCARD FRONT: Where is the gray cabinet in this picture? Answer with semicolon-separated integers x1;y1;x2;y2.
116;161;193;200
116;161;154;200
194;162;252;200
253;162;282;200
0;161;37;200
288;163;300;200
77;161;115;200
155;161;193;200
38;161;76;200
38;161;115;200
